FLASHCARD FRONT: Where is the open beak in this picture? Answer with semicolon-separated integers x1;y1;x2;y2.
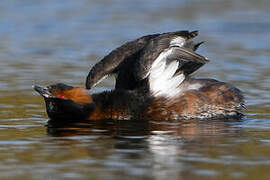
33;85;53;98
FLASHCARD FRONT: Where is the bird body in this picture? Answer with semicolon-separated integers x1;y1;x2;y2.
35;31;244;121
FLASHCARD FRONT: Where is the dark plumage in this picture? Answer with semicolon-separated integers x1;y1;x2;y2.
85;30;206;91
34;30;245;121
34;82;244;121
85;34;159;89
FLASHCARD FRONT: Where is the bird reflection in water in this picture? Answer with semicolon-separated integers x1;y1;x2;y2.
46;118;242;140
46;117;242;177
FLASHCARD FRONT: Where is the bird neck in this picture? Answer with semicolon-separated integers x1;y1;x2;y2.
88;89;151;120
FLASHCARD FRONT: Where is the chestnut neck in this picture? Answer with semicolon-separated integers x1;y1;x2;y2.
88;89;151;120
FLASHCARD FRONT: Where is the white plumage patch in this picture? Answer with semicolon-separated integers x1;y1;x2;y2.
149;49;185;98
186;83;202;90
170;37;186;47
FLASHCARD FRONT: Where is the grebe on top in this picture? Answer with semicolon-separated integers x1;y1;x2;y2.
34;31;244;121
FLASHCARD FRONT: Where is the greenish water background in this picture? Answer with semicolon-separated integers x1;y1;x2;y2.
0;0;270;179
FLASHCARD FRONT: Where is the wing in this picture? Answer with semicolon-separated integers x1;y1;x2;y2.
85;33;160;89
85;30;201;89
147;46;209;97
132;31;209;97
133;31;207;80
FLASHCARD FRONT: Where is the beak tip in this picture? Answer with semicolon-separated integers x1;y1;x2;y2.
33;85;41;92
33;85;52;98
32;85;37;90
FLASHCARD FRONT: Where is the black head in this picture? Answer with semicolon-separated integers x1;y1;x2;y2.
34;83;95;121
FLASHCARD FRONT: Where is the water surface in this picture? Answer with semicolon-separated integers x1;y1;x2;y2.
0;0;270;179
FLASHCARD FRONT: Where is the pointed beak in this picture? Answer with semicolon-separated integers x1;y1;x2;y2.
33;85;53;98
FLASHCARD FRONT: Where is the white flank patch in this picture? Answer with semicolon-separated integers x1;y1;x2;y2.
149;49;185;98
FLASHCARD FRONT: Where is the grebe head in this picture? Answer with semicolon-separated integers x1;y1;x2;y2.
34;83;95;120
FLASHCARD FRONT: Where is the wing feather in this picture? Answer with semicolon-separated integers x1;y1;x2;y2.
85;34;159;89
147;46;209;97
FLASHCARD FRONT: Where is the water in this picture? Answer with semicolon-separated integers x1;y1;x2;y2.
0;0;270;179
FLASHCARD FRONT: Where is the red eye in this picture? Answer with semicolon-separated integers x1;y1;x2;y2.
59;94;66;99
